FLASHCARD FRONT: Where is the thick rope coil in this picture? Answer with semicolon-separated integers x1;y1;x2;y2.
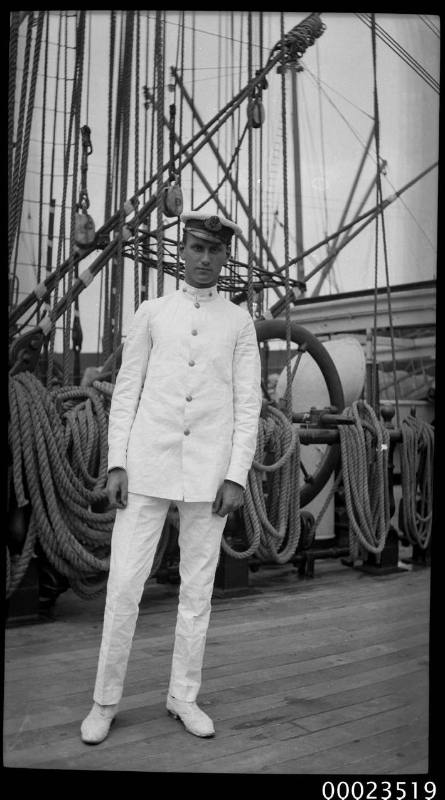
399;414;434;549
222;405;301;563
339;400;391;562
8;372;113;598
8;371;173;600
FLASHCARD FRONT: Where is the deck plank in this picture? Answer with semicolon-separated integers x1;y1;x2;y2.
3;559;431;773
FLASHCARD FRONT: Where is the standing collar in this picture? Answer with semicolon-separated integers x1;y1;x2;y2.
180;281;218;302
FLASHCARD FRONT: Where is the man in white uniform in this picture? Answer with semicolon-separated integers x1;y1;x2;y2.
81;211;262;744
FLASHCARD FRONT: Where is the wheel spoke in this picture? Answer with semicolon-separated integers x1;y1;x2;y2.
299;459;313;483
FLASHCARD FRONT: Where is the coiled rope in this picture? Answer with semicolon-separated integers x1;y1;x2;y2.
8;374;433;599
399;413;434;550
8;371;112;600
7;372;169;601
338;400;391;562
221;405;301;563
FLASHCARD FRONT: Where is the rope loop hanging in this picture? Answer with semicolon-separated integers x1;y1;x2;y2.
222;405;301;563
338;399;391;561
399;413;434;550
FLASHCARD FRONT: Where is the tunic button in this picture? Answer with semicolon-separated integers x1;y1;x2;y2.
194;302;200;308
186;394;192;402
184;428;190;436
191;329;198;335
188;359;195;366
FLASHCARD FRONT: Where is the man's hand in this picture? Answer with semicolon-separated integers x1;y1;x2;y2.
212;480;244;517
106;468;128;509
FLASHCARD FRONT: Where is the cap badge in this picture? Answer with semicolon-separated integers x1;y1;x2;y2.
204;216;222;232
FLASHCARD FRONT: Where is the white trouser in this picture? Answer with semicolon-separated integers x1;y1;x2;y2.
93;493;227;704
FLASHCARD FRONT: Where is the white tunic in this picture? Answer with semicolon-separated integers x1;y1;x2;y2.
107;282;262;501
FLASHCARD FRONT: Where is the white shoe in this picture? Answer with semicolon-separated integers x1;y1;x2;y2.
80;702;118;744
166;694;215;738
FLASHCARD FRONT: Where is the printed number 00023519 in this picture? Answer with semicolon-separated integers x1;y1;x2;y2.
321;781;437;800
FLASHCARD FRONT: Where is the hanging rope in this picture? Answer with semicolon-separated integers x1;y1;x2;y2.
101;10;116;361
37;12;50;288
63;10;87;386
37;13;62;338
8;12;21;215
279;14;293;422
399;413;434;550
247;12;255;316
190;11;196;209
176;11;185;288
155;10;165;297
257;11;265;317
338;400;391;562
9;12;45;270
221;405;302;563
9;13;33;267
110;10;135;381
108;15;126;373
371;14;400;426
47;13;84;387
134;10;141;311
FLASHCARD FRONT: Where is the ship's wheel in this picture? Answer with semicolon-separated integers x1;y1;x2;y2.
255;318;345;508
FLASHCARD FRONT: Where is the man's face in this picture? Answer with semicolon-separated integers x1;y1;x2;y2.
180;233;229;288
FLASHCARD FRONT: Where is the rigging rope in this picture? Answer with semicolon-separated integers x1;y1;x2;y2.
134;9;141;311
247;12;254;316
176;11;186;288
190;11;196;209
155;10;165;297
279;14;293;422
371;14;400;427
64;10;87;386
47;12;83;387
356;13;439;94
9;13;33;267
37;12;50;288
9;12;45;273
39;13;62;335
101;9;116;361
110;10;135;380
8;12;21;215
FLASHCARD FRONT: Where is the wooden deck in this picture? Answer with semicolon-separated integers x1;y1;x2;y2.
3;555;431;775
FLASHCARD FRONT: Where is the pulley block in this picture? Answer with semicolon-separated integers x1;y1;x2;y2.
163;178;183;218
74;212;96;248
248;97;265;128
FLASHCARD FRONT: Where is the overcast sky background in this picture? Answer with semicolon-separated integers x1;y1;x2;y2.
17;11;440;352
